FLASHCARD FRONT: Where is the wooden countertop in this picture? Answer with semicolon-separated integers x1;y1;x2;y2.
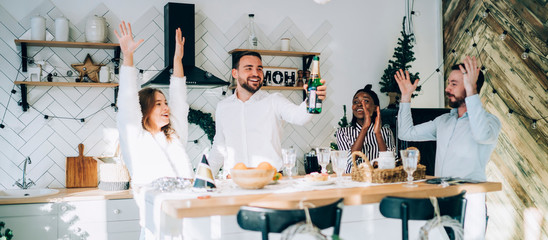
162;181;501;219
0;188;133;205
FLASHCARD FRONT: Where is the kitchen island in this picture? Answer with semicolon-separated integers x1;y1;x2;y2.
145;177;501;239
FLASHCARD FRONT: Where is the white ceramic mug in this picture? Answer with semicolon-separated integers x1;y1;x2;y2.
371;151;395;169
281;38;290;51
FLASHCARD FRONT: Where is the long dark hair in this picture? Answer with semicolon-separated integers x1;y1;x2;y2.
350;84;380;127
138;87;175;141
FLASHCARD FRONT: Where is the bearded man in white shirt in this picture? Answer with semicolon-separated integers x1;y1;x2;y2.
209;51;326;176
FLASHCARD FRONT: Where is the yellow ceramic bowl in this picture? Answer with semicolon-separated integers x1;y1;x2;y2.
230;168;276;189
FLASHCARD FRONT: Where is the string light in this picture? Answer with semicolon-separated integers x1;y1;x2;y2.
451;49;457;57
465;29;472;36
507;109;514;118
532;120;537;129
499;30;508;41
411;10;421;17
521;48;530;60
482;9;490;18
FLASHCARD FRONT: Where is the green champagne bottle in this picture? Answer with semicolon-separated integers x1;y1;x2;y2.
306;56;322;114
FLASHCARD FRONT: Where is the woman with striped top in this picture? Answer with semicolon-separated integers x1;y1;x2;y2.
336;85;396;173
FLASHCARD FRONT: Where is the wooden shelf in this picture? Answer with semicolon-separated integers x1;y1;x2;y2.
14;81;119;112
229;85;303;90
14;81;118;87
14;39;119;49
228;48;320;57
14;39;121;74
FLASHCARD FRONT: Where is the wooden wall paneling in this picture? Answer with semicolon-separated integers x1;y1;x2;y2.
486;151;527;239
442;0;482;52
479;52;548;147
483;0;548;57
505;0;548;40
480;42;548;120
479;19;548;115
443;0;548;238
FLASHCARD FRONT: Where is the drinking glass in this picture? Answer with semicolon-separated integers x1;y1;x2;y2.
315;147;331;174
330;150;348;182
282;148;297;179
400;149;419;187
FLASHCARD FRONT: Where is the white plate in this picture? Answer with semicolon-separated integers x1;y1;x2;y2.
297;178;335;186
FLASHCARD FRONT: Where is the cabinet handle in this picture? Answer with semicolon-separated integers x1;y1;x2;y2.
113;209;121;214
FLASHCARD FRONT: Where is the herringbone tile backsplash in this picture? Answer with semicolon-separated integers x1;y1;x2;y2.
0;1;335;188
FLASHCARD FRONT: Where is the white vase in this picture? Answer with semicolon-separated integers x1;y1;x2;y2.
85;15;107;43
31;16;46;41
55;17;69;42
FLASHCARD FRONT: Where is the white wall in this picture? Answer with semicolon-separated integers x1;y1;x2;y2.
0;0;443;188
1;0;443;110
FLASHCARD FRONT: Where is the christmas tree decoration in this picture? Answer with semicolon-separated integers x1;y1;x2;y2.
379;16;421;107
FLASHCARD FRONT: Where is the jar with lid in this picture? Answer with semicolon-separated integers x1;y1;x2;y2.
85;15;107;43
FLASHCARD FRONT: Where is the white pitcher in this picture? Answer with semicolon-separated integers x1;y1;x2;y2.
85;15;107;43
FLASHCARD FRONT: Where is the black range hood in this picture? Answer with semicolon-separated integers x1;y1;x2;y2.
141;2;229;88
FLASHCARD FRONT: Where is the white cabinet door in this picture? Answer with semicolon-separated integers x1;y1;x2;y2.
0;203;57;240
57;200;108;240
57;199;140;240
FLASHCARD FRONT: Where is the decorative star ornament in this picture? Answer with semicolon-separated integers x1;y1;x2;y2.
71;54;104;83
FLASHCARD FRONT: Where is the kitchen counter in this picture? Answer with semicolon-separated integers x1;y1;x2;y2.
0;188;133;205
161;180;501;219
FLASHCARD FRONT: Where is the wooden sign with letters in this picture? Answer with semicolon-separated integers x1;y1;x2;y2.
263;66;297;87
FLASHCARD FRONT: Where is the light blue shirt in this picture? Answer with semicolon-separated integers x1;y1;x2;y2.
397;95;501;181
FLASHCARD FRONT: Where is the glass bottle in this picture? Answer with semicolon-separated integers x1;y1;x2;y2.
248;14;258;49
306;56;322;114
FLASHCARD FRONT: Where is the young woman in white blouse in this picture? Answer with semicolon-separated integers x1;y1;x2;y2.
336;85;396;173
115;21;193;239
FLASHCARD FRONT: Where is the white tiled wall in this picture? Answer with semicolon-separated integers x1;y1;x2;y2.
0;1;335;188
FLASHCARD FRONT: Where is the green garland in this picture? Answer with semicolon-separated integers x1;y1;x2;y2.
188;108;215;144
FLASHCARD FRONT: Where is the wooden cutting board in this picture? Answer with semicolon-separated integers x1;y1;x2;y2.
66;143;98;188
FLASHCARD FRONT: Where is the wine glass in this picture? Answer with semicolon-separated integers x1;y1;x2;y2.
315;147;331;174
282;148;297;179
330;150;348;183
400;149;419;188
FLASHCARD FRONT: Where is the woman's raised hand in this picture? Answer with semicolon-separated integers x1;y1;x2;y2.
173;28;185;61
373;106;382;134
394;69;419;103
114;21;144;61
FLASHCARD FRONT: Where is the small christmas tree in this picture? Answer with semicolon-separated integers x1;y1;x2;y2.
379;16;421;106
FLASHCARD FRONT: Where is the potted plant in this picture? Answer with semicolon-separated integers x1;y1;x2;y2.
0;221;14;240
379;16;421;108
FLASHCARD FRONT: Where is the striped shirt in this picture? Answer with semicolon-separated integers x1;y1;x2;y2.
336;123;396;173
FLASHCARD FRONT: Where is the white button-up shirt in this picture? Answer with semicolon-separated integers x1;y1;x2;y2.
397;95;501;181
209;89;313;175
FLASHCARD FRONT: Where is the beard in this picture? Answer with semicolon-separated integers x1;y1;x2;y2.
447;94;465;108
240;78;262;94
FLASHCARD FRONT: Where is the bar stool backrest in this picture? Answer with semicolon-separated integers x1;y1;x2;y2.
237;198;344;240
379;190;467;240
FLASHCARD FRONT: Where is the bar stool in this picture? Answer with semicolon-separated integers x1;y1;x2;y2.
237;198;344;240
379;191;467;240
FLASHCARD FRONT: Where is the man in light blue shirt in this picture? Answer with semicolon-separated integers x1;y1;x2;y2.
394;56;501;239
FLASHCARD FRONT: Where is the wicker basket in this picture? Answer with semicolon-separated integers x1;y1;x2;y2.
350;147;426;183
